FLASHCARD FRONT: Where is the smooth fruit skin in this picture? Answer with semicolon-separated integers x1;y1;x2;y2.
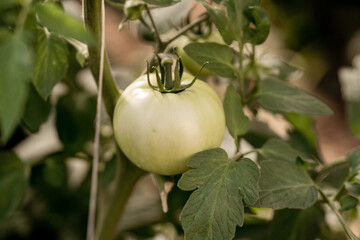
113;72;225;175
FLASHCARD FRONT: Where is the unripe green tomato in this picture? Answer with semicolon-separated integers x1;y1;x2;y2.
113;72;225;175
175;31;224;78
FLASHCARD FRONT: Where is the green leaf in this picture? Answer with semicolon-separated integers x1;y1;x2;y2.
286;113;317;150
100;155;117;187
33;30;69;99
0;0;21;9
276;61;302;81
345;182;360;197
56;93;96;153
242;6;270;44
256;160;318;209
198;1;234;45
243;120;279;148
35;2;96;45
21;84;51;133
0;151;27;222
268;205;325;240
347;146;360;176
223;84;249;149
184;42;235;78
178;148;259;240
258;78;333;115
258;138;300;163
0;33;31;143
43;159;68;188
143;0;180;6
339;195;358;211
224;0;260;42
346;101;360;137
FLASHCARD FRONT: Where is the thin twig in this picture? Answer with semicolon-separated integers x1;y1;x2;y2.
144;4;163;51
231;149;259;161
164;13;209;45
15;0;32;35
86;0;105;239
237;41;245;104
318;188;360;240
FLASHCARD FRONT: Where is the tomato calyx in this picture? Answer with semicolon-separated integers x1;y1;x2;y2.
146;54;208;93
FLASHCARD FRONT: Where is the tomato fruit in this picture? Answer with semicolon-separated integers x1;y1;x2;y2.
113;72;225;175
175;31;224;78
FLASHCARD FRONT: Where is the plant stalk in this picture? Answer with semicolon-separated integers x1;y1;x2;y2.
96;152;144;240
318;188;360;240
83;1;145;240
15;0;32;35
237;41;245;104
144;4;164;53
164;13;210;46
84;0;120;119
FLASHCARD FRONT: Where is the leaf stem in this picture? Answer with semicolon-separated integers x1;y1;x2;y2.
15;0;32;35
86;0;106;238
164;13;209;46
237;41;245;104
314;159;348;183
83;0;145;239
231;149;258;161
84;0;120;119
251;44;260;85
96;152;145;240
318;188;360;240
144;4;163;52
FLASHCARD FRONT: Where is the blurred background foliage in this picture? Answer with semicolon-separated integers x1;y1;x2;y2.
0;0;359;239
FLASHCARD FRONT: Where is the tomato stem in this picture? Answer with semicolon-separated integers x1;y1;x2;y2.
237;41;246;104
144;4;164;52
146;55;207;93
161;58;175;90
84;0;120;119
318;188;360;240
15;0;32;35
96;150;145;240
84;1;144;240
164;13;210;46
